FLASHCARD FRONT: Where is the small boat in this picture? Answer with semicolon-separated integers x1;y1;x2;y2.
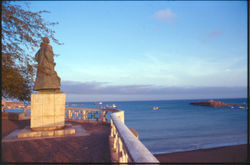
105;104;117;109
153;106;159;110
94;102;103;105
238;106;245;109
230;106;234;109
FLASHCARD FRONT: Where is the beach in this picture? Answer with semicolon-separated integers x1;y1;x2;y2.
154;144;248;163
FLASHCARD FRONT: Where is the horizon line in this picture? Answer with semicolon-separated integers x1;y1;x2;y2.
66;97;247;103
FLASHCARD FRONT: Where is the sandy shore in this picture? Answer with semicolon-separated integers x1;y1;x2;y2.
154;144;248;163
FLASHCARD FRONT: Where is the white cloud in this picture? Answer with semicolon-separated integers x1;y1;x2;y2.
152;8;176;23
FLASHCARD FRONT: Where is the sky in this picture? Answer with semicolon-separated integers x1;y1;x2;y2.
16;1;248;102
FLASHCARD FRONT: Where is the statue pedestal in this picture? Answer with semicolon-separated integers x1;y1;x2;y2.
17;91;76;139
30;92;66;130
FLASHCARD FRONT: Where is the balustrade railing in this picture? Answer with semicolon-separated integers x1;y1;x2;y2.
110;110;159;163
65;108;119;123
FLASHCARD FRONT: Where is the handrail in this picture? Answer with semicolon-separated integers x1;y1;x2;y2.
110;110;159;163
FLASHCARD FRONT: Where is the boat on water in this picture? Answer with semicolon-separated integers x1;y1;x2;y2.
94;102;103;105
105;104;117;110
238;106;245;109
153;106;159;110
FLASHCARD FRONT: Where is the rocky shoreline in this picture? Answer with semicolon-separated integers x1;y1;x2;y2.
190;100;245;107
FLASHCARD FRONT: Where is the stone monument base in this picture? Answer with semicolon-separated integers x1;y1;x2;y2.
18;124;75;138
31;91;66;130
31;125;65;131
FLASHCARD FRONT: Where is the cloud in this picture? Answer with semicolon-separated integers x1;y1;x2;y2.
61;80;246;99
152;8;176;23
209;29;222;38
61;80;154;95
199;29;223;43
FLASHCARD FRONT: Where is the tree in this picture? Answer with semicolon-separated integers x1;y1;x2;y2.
1;1;62;101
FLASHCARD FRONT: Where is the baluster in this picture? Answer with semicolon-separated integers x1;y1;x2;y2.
94;111;99;121
67;109;69;118
65;109;68;119
118;137;122;162
79;110;82;120
74;110;77;120
69;110;72;120
93;111;96;120
74;110;76;119
98;111;101;121
124;151;128;163
104;111;108;122
75;110;77;119
75;110;77;120
86;111;89;120
82;110;86;120
90;111;94;120
77;110;81;120
75;110;78;120
118;137;124;162
72;110;74;119
117;135;120;161
110;120;114;137
72;110;75;120
102;111;106;122
114;129;118;152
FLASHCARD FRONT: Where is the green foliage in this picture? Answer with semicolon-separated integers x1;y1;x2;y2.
1;1;62;101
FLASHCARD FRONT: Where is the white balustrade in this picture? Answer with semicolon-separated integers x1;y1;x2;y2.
65;108;115;123
110;110;159;163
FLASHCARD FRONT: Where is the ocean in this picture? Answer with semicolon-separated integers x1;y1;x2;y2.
68;98;247;154
4;98;247;154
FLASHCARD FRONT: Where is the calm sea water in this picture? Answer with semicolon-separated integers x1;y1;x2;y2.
69;98;247;154
4;98;247;154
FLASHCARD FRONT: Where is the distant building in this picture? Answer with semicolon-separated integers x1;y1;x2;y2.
2;100;25;109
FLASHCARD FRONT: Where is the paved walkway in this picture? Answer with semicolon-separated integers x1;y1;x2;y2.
2;119;111;163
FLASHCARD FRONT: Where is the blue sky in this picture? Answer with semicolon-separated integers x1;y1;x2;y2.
17;1;247;101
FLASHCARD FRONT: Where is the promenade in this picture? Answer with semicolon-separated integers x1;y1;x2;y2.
2;107;159;163
2;119;111;163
